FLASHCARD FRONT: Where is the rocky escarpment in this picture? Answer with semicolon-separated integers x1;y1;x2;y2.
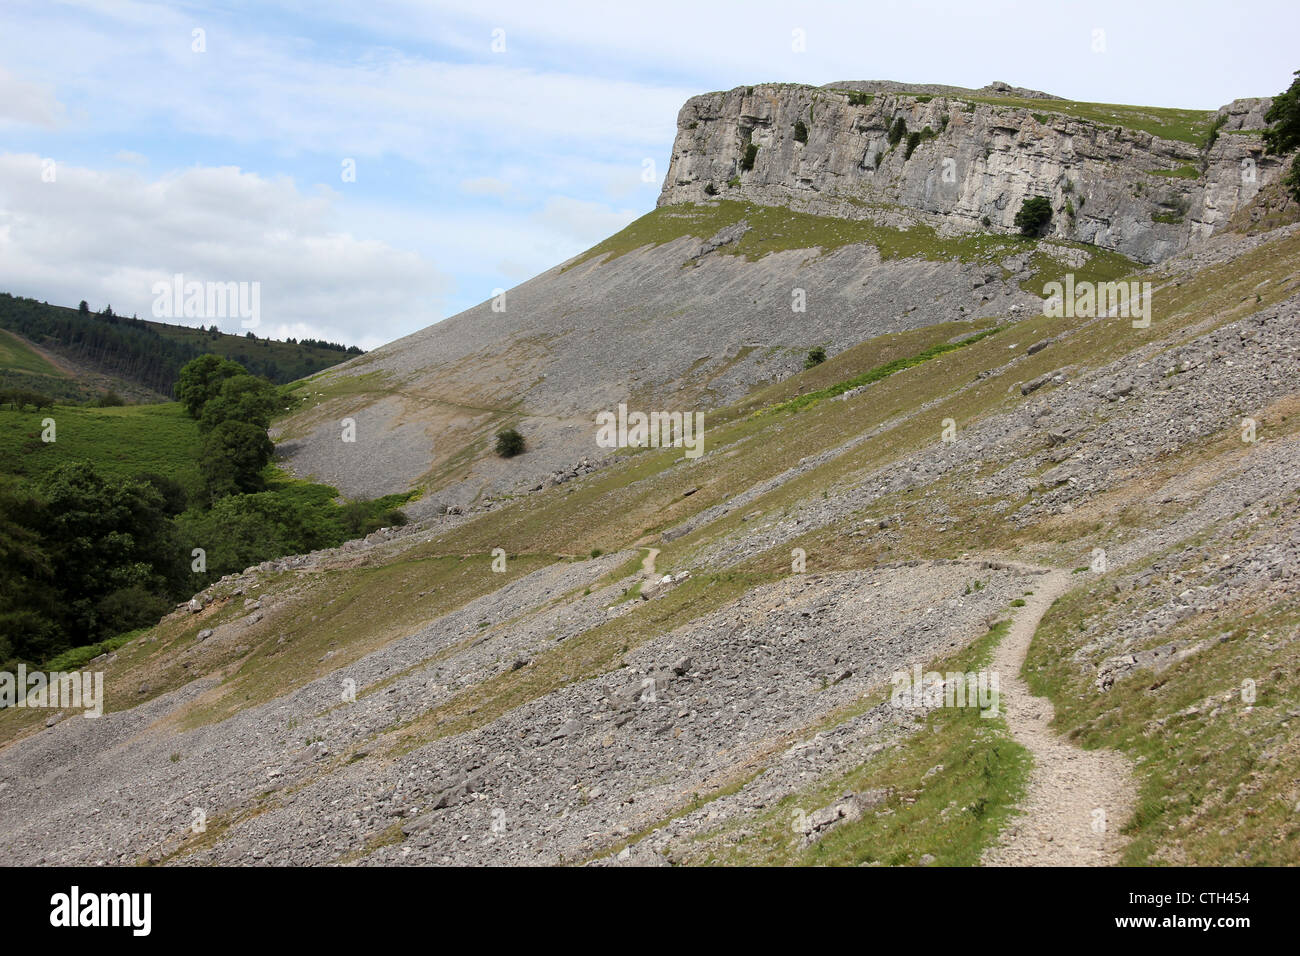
659;81;1281;263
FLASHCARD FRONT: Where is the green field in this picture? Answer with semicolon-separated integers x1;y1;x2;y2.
0;328;62;377
0;402;201;485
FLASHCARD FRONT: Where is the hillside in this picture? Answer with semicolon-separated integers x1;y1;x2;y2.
1;80;1298;868
271;83;1286;518
0;293;363;401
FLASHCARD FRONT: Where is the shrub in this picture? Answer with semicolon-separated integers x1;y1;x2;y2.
1264;69;1300;202
981;215;992;227
904;126;936;160
793;120;808;144
176;354;245;418
804;347;827;369
495;428;525;458
198;420;274;500
846;91;873;107
1014;196;1053;235
741;143;759;172
94;390;125;407
888;117;907;147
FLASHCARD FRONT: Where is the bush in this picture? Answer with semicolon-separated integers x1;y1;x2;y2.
0;388;54;411
94;390;125;407
95;586;171;637
793;120;808;144
904;126;937;160
740;143;759;172
198;374;278;433
888;117;907;147
804;347;827;369
1264;69;1300;202
198;420;274;500
1014;196;1053;235
495;428;525;458
176;354;245;418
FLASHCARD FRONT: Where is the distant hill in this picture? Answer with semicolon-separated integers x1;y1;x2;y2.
0;293;363;401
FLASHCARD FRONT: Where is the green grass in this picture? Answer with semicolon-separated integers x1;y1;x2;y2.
0;328;63;377
961;94;1216;145
0;402;202;484
682;619;1031;866
1149;164;1201;180
761;327;1003;415
564;201;1138;282
42;628;146;671
1026;565;1300;865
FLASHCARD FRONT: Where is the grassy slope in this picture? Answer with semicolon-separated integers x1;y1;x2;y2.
961;94;1216;145
566;201;1137;278
0;403;201;484
7;192;1294;864
0;328;63;377
0;297;360;397
674;618;1031;866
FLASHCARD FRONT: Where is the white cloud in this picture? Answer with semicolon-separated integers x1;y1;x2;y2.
0;154;449;350
531;196;639;245
460;176;511;197
0;67;65;128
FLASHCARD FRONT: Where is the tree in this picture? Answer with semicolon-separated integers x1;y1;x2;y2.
198;420;274;499
0;477;55;664
78;300;89;314
793;120;809;144
495;428;525;458
134;472;189;517
1015;196;1053;235
804;347;827;369
176;354;246;417
741;143;759;172
198;373;278;433
1264;69;1300;203
175;492;338;581
31;462;178;650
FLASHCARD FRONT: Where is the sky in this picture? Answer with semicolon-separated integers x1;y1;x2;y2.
1;0;1296;350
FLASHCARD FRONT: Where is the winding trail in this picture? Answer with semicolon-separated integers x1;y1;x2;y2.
982;569;1137;866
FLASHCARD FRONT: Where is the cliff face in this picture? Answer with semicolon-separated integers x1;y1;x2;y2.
658;82;1280;263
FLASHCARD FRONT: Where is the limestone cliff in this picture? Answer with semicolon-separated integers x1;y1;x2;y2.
658;81;1280;263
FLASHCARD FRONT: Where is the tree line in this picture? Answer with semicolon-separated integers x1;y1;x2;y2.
0;293;361;396
0;355;407;668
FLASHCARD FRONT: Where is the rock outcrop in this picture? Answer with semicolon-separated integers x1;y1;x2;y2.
659;82;1280;263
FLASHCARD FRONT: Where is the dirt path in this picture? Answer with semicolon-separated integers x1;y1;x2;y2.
982;569;1137;866
641;547;660;576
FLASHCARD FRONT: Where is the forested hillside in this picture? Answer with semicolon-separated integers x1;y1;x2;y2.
0;293;362;399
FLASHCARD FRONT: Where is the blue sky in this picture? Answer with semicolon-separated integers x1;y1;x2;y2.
1;0;1297;349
